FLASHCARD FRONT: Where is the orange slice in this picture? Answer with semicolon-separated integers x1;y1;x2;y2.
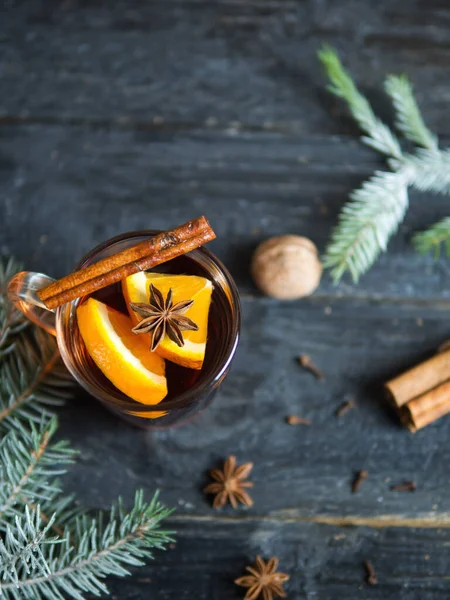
77;297;167;406
122;272;213;369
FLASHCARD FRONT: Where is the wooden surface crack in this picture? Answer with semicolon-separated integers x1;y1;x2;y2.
169;512;450;529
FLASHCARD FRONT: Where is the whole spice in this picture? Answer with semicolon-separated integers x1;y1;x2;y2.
336;399;355;417
285;415;311;425
235;555;290;600
34;216;215;309
130;284;198;351
401;381;450;432
390;481;416;492
297;354;324;380
352;470;368;494
204;456;253;509
385;348;450;409
251;235;322;300
364;560;378;586
385;348;450;431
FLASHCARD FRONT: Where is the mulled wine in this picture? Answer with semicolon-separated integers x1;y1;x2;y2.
63;233;240;428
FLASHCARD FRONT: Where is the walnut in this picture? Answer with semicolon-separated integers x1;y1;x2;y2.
251;235;322;299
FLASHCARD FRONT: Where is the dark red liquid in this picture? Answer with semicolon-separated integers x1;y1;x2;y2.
84;254;221;406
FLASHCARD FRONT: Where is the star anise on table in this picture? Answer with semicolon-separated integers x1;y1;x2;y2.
204;455;253;509
235;556;290;600
130;283;198;351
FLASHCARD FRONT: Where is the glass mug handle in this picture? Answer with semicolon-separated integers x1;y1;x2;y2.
7;272;57;337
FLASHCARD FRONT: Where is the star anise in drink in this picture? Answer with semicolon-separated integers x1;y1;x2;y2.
130;283;198;351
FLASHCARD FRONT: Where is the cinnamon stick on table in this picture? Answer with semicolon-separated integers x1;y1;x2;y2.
385;349;450;408
385;346;450;431
401;380;450;432
38;216;216;310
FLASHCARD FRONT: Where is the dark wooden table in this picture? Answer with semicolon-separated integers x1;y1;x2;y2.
2;1;450;598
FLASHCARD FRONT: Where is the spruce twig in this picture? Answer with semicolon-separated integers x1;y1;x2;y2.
0;418;76;533
0;258;28;356
319;46;450;281
385;74;438;151
0;506;61;589
402;149;450;195
413;217;450;258
0;327;72;429
0;492;174;600
318;45;403;159
323;169;410;282
0;257;174;599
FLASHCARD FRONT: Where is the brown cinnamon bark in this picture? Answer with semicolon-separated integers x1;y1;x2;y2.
385;349;450;408
38;217;215;309
401;380;450;432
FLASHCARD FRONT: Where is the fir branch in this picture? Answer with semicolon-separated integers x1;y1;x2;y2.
0;258;28;357
0;418;76;533
0;258;73;428
413;217;450;258
319;46;450;279
0;491;174;600
318;45;403;159
385;74;438;151
21;495;79;541
0;506;61;590
0;327;73;429
0;256;174;599
401;148;450;194
324;169;410;282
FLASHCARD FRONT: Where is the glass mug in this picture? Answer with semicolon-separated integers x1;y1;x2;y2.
8;231;241;428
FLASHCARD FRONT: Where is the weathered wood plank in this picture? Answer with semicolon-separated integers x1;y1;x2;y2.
1;124;449;301
3;1;450;599
1;0;450;136
98;518;450;600
57;296;450;520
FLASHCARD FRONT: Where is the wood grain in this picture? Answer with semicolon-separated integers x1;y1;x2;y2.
1;125;449;301
2;0;450;598
2;0;450;136
100;518;450;600
57;297;450;521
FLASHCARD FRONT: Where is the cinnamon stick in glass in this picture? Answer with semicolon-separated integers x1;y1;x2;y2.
38;216;216;310
385;349;450;408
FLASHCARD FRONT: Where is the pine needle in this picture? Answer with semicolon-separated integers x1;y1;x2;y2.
0;506;62;588
413;217;450;258
0;257;174;599
0;258;29;356
0;417;76;533
318;45;403;159
324;170;409;282
0;328;71;429
402;148;450;195
385;74;438;151
0;491;174;600
319;46;450;280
